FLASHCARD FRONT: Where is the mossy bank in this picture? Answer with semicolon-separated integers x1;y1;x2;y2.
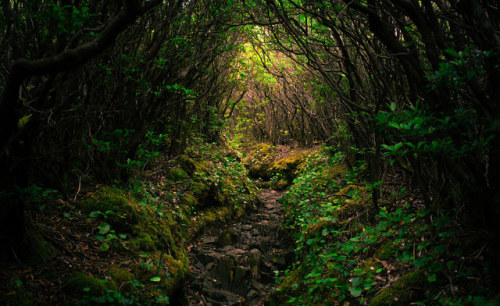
0;142;259;305
272;145;498;305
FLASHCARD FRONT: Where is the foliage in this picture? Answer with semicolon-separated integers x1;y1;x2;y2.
275;147;497;304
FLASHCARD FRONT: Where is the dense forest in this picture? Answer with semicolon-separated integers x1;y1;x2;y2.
1;0;499;304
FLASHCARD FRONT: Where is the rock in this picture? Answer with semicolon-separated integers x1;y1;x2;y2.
212;257;235;288
251;279;267;295
217;229;240;247
204;287;227;302
197;251;222;265
184;189;288;304
247;289;260;300
267;253;287;266
221;245;234;252
231;266;251;296
201;236;218;244
241;224;252;231
248;249;263;278
227;248;246;262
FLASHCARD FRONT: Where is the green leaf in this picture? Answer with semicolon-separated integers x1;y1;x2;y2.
427;274;437;282
98;223;111;234
349;286;362;297
413;257;429;268
398;251;413;263
130;279;144;287
390;102;397;112
100;242;110;251
444;48;459;58
150;276;161;282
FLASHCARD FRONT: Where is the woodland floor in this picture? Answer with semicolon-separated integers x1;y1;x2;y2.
0;143;496;305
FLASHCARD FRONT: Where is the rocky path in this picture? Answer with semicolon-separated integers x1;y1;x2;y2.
181;189;290;305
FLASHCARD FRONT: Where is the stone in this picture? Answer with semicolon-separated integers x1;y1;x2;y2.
212;257;235;288
206;262;215;270
217;229;240;247
247;289;260;300
231;266;251;296
248;249;263;278
201;236;218;244
204;287;227;302
197;251;222;265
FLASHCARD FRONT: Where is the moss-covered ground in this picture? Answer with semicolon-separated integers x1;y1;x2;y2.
1;142;497;305
270;145;498;305
0;142;258;305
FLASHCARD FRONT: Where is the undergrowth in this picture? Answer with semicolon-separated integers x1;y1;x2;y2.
274;146;497;305
0;141;258;305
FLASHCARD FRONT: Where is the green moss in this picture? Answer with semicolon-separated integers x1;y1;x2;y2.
187;206;233;238
130;232;156;251
217;229;239;247
332;185;371;220
78;186;138;228
132;253;189;296
22;224;55;265
177;155;196;175
167;167;189;181
243;143;278;180
1;290;34;305
64;272;108;296
369;270;428;305
361;258;383;274
108;265;135;283
183;194;198;207
375;240;396;260
191;182;210;205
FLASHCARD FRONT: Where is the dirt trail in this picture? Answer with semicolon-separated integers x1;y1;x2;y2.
181;189;290;305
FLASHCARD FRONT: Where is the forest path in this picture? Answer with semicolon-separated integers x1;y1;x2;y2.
181;189;290;305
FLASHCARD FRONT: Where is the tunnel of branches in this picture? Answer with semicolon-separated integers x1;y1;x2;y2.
1;0;500;302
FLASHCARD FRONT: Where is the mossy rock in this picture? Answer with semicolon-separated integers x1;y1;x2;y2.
177;155;197;175
129;210;184;258
183;194;199;207
375;240;396;260
129;232;157;251
107;265;135;291
167;167;189;181
333;185;371;220
217;229;239;247
64;272;112;296
78;186;138;230
270;150;308;181
191;182;210;205
187;206;233;238
132;253;188;295
369;270;428;305
243;143;278;180
21;223;56;265
361;258;384;274
108;265;135;283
